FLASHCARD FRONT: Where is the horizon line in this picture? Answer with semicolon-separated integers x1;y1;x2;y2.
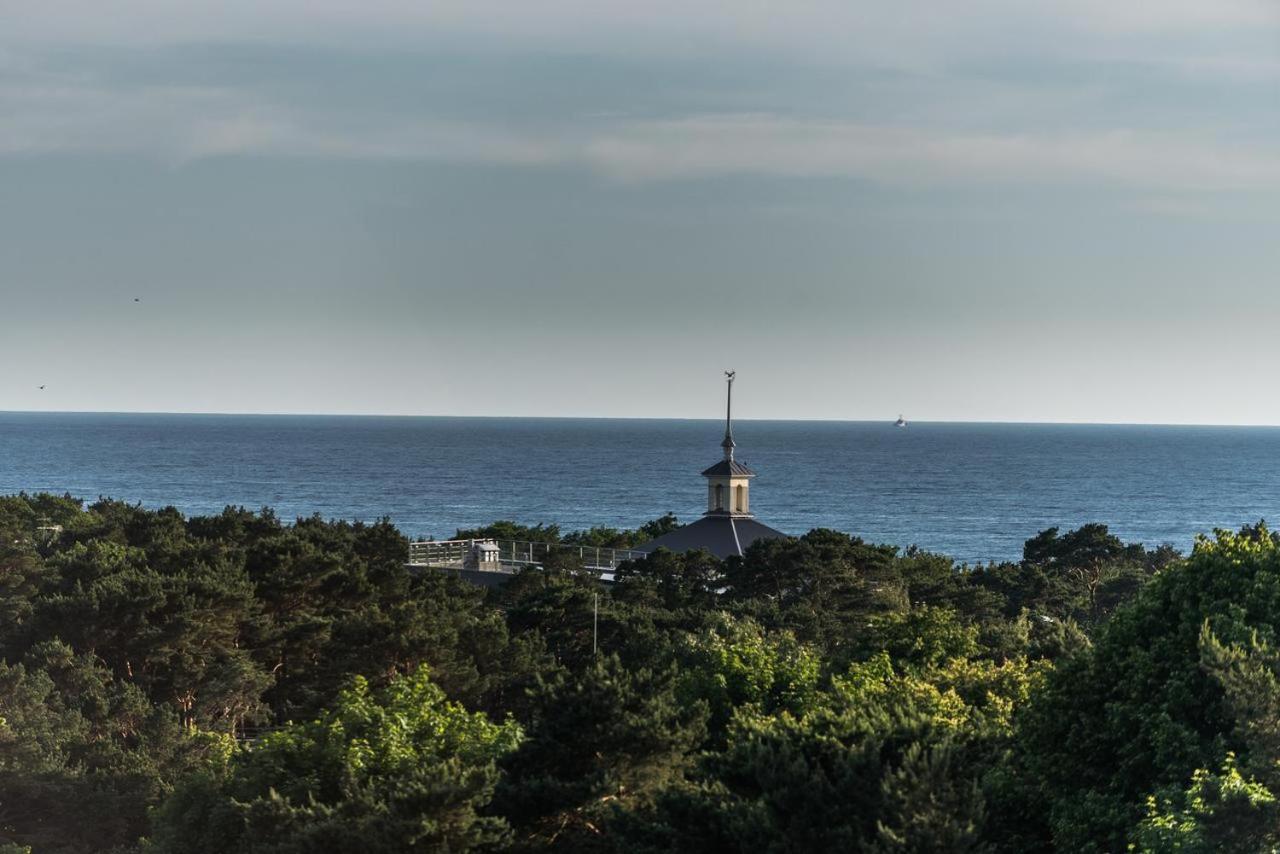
3;408;1280;429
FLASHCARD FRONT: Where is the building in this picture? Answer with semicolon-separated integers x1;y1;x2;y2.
633;372;787;560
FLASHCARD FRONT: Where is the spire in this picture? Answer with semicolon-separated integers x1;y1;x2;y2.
721;370;736;461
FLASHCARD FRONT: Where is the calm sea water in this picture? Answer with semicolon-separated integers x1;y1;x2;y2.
1;412;1278;565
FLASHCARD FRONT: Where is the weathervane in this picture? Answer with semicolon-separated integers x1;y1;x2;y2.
722;370;736;461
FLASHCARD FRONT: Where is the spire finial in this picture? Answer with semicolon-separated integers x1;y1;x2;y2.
722;370;736;461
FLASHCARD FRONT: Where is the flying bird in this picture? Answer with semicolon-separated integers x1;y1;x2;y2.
133;297;140;303
38;385;45;390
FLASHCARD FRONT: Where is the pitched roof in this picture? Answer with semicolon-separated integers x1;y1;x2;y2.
700;459;756;477
633;514;787;560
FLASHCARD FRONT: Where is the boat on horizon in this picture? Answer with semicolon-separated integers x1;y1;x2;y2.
895;415;908;428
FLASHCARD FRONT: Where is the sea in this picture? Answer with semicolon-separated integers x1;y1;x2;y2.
2;412;1278;565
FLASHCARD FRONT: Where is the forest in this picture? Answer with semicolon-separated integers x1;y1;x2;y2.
2;492;1280;852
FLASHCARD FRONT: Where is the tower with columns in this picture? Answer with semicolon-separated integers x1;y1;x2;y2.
634;371;787;560
702;371;755;516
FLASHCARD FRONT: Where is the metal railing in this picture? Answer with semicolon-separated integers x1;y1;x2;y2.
407;538;647;573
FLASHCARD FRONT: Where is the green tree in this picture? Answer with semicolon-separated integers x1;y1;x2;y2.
612;547;721;613
1128;620;1280;852
1130;754;1276;853
32;541;267;731
0;641;200;854
872;740;985;853
627;609;1042;853
495;654;708;849
1015;526;1280;850
637;514;682;542
149;666;521;853
675;615;821;745
724;529;901;657
852;606;979;670
454;521;561;544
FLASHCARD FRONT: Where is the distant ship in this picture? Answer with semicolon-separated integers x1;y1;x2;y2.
895;415;908;428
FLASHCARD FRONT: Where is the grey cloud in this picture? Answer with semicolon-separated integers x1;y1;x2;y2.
8;0;1276;60
5;68;1278;194
582;116;1280;190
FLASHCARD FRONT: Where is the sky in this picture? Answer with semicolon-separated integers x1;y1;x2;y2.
2;1;1279;423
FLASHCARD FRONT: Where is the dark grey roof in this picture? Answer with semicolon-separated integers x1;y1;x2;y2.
633;514;788;560
700;459;756;478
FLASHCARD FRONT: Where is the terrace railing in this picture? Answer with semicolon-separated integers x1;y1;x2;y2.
407;538;647;574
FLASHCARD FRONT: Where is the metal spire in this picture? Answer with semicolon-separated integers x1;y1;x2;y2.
722;370;736;460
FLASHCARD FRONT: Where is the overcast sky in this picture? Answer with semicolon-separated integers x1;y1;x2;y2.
3;1;1279;423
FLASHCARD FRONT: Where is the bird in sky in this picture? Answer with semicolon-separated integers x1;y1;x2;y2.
38;385;45;390
133;297;140;303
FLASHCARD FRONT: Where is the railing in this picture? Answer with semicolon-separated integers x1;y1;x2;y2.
408;539;476;569
407;538;648;573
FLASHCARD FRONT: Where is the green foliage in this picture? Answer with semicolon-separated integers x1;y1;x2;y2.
637;513;682;542
560;514;680;549
0;494;1252;853
561;527;636;548
495;654;708;848
1023;523;1139;569
623;617;1043;853
1130;754;1276;853
855;606;980;669
612;547;721;612
543;514;684;551
1128;618;1280;852
0;496;547;852
455;521;561;544
676;615;821;742
724;529;903;658
1200;623;1280;775
0;640;200;854
149;666;521;853
1015;525;1280;850
872;741;985;853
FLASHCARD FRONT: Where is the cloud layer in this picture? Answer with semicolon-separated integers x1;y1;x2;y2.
9;0;1277;49
3;64;1277;194
5;0;1278;198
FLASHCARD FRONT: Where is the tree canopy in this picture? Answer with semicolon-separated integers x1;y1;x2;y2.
5;493;1278;851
